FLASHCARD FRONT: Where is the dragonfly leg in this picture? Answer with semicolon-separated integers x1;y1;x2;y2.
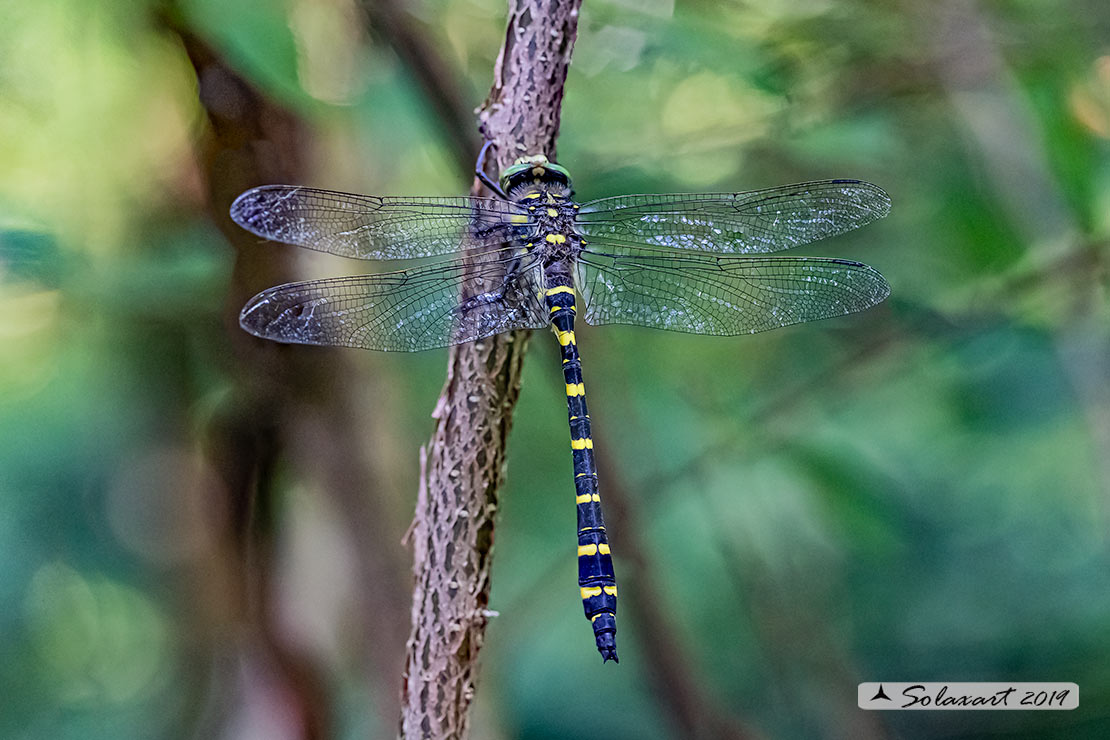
475;140;508;199
456;253;528;315
457;286;507;314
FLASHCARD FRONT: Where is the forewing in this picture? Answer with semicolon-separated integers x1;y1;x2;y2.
575;180;890;254
240;248;548;351
575;244;890;335
230;186;532;260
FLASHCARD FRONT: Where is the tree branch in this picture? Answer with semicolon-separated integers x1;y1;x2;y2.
594;450;765;740
358;0;479;173
400;2;582;738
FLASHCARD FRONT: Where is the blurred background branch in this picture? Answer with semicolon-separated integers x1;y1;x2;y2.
357;0;479;172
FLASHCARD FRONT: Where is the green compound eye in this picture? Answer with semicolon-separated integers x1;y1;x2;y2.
498;161;536;190
499;156;573;192
545;162;571;180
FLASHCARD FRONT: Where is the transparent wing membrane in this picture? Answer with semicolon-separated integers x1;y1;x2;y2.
576;180;891;254
575;243;890;335
231;186;531;260
240;248;548;351
235;177;890;350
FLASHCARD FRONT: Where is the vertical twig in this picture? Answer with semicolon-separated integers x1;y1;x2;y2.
400;2;582;738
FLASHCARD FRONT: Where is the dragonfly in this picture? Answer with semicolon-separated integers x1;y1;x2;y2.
230;142;892;663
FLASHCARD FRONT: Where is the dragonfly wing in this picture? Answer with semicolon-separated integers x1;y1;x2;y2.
231;186;533;260
240;248;549;351
575;180;890;254
575;244;890;335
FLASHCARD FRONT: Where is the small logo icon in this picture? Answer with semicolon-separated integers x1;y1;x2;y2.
870;684;892;702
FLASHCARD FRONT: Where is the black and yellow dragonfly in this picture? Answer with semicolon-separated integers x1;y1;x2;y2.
230;144;891;663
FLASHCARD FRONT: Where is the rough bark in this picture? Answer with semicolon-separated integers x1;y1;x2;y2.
399;2;582;738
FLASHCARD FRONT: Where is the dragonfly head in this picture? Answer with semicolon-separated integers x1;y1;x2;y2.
499;155;573;195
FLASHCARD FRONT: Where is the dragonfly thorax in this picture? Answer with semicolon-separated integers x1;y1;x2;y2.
512;184;582;268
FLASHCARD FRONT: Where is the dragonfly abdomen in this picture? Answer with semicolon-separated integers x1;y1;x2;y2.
545;279;619;663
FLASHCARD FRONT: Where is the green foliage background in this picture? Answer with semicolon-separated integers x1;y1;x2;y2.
2;0;1109;737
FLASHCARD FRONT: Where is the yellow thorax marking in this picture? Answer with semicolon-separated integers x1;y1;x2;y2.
571;437;593;450
545;233;566;244
510;214;529;224
524;192;542;199
547;207;559;217
565;382;584;397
